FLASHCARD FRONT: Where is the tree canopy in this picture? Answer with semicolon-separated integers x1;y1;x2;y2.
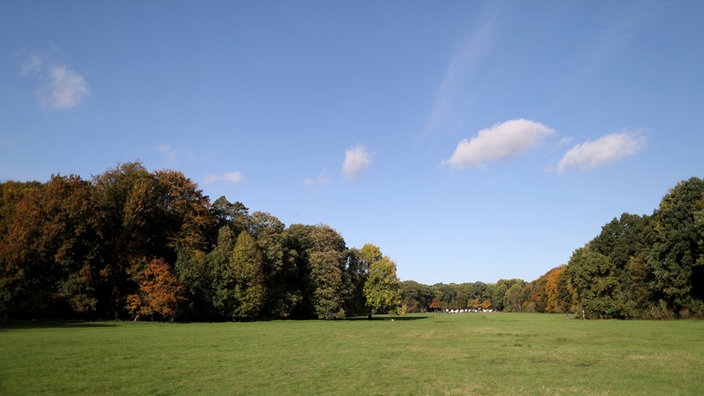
0;162;404;321
1;163;702;320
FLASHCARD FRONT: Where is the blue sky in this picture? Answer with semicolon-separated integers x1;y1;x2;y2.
1;1;703;284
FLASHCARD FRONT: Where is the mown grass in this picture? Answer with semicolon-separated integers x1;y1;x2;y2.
1;313;703;395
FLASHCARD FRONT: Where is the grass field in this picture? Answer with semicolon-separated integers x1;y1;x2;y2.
1;313;703;395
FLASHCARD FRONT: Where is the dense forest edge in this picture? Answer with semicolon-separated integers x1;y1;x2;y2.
1;161;702;321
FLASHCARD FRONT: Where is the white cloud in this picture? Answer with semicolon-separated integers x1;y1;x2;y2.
302;170;331;186
205;171;244;184
22;50;91;110
40;65;91;110
555;131;647;173
342;145;373;180
157;144;178;167
443;119;554;169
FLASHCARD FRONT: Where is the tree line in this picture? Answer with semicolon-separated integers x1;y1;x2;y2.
2;162;702;320
399;177;704;319
0;162;402;321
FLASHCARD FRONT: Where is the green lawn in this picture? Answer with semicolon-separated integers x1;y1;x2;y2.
1;313;702;395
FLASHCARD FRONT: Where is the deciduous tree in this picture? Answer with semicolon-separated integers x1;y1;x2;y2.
567;247;620;318
230;231;266;320
364;254;402;316
126;257;185;321
648;177;704;316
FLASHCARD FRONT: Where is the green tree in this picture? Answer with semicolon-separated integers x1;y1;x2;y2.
567;247;620;318
400;280;434;313
307;225;349;319
364;255;402;316
433;283;457;309
210;229;266;320
491;279;524;311
209;226;237;319
280;224;317;319
648;177;704;316
174;246;214;320
309;250;347;319
210;196;249;238
345;248;368;316
250;212;302;318
504;283;523;312
590;213;656;317
230;231;266;320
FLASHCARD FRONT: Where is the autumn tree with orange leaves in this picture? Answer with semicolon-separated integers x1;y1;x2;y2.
127;257;186;321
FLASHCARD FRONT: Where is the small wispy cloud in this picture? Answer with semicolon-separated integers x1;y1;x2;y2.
342;145;373;180
577;0;662;75
443;119;554;169
205;171;244;184
157;144;178;167
21;53;45;75
302;170;331;186
421;3;503;140
22;49;90;110
554;130;647;173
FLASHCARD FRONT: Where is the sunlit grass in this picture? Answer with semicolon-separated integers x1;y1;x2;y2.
1;314;702;395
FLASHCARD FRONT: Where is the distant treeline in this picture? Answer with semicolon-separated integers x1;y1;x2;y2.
0;162;402;321
1;162;702;320
401;177;704;319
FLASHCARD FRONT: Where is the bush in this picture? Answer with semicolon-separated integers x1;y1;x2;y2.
645;300;675;320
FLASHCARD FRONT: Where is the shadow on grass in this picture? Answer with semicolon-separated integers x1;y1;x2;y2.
0;320;118;330
344;315;431;321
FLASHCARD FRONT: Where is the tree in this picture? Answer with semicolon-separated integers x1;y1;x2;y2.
589;213;656;317
210;226;237;319
434;283;457;309
210;196;249;239
210;229;266;320
249;212;300;318
174;246;214;320
0;181;52;316
429;297;443;312
309;250;347;319
591;213;655;270
364;255;402;316
567;247;620;318
504;283;523;312
648;177;704;316
2;162;420;322
345;248;368;316
126;257;185;321
621;253;653;318
0;176;101;317
230;231;266;320
491;279;524;311
400;280;434;313
306;225;349;319
92;161;153;318
281;224;317;319
152;169;213;253
544;265;569;313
